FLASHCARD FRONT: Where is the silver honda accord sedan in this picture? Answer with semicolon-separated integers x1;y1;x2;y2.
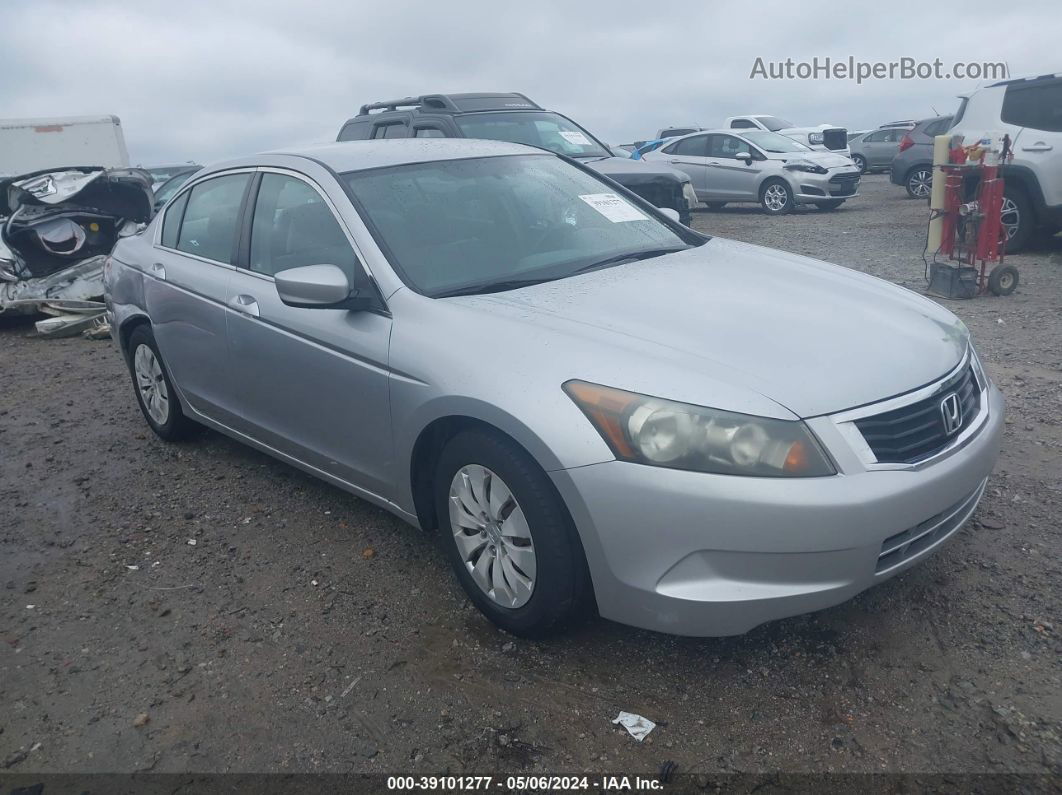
104;139;1003;637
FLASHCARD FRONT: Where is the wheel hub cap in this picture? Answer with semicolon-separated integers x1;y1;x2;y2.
133;344;169;425
448;464;536;608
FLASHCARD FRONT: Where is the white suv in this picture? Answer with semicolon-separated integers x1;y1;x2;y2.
949;73;1062;252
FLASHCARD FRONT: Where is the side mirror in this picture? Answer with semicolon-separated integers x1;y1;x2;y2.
657;207;681;223
736;152;753;165
275;264;366;309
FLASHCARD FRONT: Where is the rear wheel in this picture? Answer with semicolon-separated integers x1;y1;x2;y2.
760;179;793;215
852;154;868;174
815;200;845;211
1000;186;1033;254
905;166;933;199
126;325;195;441
434;429;591;637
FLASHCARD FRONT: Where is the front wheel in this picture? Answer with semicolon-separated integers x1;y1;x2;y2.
1001;186;1033;254
434;430;591;637
760;179;793;215
815;200;845;211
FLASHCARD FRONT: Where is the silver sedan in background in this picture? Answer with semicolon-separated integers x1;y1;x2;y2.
642;129;861;214
104;139;1002;637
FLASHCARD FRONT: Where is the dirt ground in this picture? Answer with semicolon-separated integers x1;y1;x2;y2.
1;175;1059;782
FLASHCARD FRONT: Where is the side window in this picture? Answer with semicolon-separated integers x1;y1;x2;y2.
663;135;708;157
730;119;757;129
248;173;359;279
414;127;445;138
373;123;408;139
864;130;888;142
160;190;189;248
1002;80;1062;132
338;120;371;141
708;135;747;158
175;174;250;263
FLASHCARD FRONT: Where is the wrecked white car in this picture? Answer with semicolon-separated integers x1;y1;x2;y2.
0;166;153;332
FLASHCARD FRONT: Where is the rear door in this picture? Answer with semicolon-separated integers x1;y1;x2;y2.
703;134;763;200
146;171;252;425
657;134;711;197
225;169;395;496
860;129;892;168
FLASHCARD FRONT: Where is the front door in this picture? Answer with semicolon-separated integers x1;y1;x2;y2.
225;170;395;497
144;171;252;425
704;134;763;200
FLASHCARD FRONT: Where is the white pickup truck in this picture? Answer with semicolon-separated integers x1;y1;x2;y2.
723;115;850;155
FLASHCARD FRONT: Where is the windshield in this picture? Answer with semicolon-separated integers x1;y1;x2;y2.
453;112;612;158
154;170;197;205
740;131;811;153
343;154;696;297
755;116;793;132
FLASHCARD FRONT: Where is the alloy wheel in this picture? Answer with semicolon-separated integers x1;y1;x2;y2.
133;344;170;425
448;464;536;608
1000;196;1021;240
763;184;788;212
909;169;932;198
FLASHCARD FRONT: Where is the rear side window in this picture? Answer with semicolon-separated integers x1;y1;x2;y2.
161;190;189;248
1001;79;1062;132
248;173;358;279
730;119;757;129
663;135;709;157
338;120;371;141
414;127;446;138
175;174;250;263
373;123;408;139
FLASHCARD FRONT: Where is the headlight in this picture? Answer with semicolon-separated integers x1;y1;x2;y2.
564;380;835;477
807;132;824;145
784;160;828;174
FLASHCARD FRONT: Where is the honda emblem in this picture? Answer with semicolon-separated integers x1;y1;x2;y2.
940;393;963;435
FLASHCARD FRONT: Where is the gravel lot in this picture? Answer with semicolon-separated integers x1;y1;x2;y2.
1;175;1059;781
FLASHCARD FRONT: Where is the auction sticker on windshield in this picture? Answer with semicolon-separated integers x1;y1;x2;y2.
559;130;592;146
579;193;648;222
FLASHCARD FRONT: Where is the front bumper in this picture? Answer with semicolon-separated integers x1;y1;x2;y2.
550;382;1003;636
791;169;861;202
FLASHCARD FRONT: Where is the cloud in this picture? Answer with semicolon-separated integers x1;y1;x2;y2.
0;0;1056;164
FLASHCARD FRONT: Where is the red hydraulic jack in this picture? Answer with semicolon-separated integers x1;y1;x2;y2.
927;136;1019;298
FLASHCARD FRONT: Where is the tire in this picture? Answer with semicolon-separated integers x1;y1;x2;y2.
125;325;195;441
852;154;868;174
704;202;727;211
905;166;933;199
1000;185;1033;254
815;200;845;211
434;429;591;637
987;264;1019;296
760;179;793;215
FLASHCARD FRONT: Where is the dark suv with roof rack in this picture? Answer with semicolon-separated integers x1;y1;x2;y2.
337;93;698;224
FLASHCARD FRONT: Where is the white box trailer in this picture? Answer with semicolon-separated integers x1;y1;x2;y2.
0;115;130;175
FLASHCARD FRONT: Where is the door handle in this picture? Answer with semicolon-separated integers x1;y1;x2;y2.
1021;142;1053;151
150;262;166;280
228;294;260;318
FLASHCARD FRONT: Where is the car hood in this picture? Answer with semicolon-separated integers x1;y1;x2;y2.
460;238;967;418
764;150;854;168
581;156;690;185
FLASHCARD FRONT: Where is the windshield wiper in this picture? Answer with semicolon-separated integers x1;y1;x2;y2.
572;247;688;275
435;275;562;298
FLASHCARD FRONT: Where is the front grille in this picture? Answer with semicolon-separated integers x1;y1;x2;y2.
822;128;848;150
854;366;981;464
829;173;860;185
875;478;986;573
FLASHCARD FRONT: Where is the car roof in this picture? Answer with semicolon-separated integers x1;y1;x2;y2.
985;71;1061;88
202;139;544;176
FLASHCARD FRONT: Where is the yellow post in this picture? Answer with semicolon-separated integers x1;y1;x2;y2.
926;134;950;253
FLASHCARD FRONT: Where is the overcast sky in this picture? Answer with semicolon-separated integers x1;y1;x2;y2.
1;0;1057;165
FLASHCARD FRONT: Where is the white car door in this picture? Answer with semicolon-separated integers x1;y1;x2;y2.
651;134;711;199
703;134;764;201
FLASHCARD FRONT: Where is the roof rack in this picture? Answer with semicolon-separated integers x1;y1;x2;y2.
357;92;542;117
